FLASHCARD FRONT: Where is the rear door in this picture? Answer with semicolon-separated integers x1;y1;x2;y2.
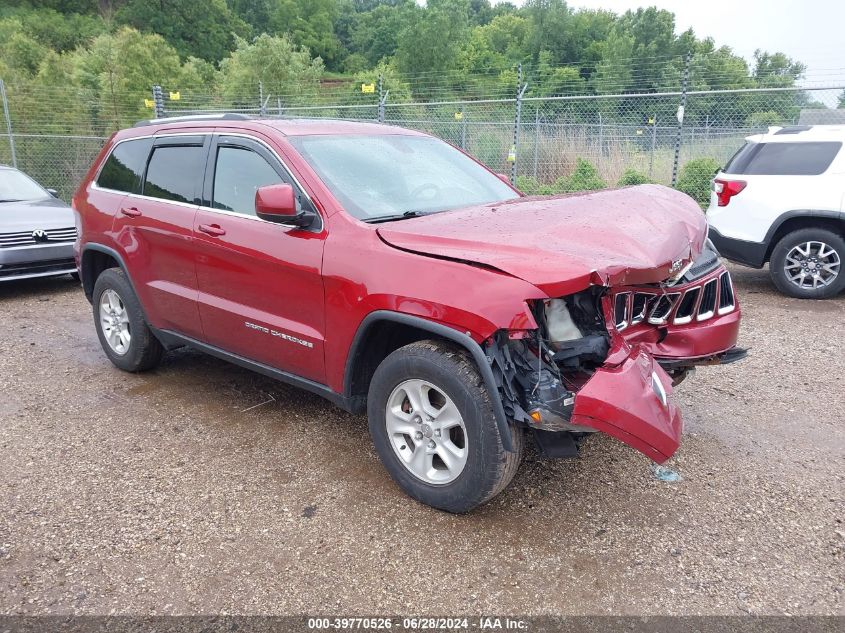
111;134;209;339
193;133;327;383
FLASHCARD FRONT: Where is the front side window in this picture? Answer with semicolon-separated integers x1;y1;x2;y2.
212;146;284;216
288;134;518;221
0;169;49;203
96;138;152;194
142;145;205;204
725;141;841;176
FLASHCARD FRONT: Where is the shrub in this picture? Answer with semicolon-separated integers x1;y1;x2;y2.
675;157;721;207
515;175;557;196
616;168;653;187
558;158;607;192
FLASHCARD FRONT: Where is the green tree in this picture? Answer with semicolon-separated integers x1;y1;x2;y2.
272;0;343;70
350;0;415;68
116;0;248;62
524;0;572;65
70;27;186;129
219;34;324;105
395;0;470;84
0;7;105;52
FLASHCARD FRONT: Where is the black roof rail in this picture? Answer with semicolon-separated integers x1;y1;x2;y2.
774;125;812;135
133;113;253;128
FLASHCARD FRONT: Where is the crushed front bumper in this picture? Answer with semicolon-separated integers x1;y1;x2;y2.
569;347;682;463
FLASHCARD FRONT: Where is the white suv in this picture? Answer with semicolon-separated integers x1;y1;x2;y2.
706;125;845;299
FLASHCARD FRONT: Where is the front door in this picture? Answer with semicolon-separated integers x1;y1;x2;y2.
193;134;327;384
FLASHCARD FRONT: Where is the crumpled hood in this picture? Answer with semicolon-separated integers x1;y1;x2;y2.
0;197;74;232
377;184;706;297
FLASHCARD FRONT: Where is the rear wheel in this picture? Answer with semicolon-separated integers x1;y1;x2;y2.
770;228;845;299
367;340;523;513
92;268;163;372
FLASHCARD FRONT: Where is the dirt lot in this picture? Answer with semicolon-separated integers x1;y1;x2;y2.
0;264;842;616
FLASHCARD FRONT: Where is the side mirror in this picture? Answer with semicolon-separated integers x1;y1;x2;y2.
46;188;59;198
255;183;314;228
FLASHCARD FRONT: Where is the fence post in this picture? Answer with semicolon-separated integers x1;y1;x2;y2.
377;74;385;123
532;107;540;179
510;63;527;185
671;52;691;187
597;111;603;172
460;109;467;149
152;85;165;119
0;78;17;168
649;116;658;179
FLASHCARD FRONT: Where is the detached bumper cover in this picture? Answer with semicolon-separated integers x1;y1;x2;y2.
571;347;682;463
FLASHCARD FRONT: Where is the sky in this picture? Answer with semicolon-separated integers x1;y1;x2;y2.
489;0;845;86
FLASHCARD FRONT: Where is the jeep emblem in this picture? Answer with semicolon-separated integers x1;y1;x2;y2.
32;229;49;243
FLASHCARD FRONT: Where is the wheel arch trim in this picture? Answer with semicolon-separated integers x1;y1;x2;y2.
344;310;515;453
764;209;845;259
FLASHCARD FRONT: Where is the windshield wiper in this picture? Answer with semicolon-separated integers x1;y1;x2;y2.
364;210;429;224
0;199;22;203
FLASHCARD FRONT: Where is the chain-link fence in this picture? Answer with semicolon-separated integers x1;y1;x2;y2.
1;72;844;201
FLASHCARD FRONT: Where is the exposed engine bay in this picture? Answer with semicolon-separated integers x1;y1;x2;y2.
487;288;612;437
485;245;746;463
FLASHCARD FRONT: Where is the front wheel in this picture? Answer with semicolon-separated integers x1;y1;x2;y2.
367;340;523;513
769;228;845;299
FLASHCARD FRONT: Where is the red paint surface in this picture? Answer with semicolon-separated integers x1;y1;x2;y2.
75;118;741;464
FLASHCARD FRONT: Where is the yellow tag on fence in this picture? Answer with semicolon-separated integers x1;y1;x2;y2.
144;99;155;109
361;83;375;94
169;91;181;101
507;145;516;162
454;112;463;120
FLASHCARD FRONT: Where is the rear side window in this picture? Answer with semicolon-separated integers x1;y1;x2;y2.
724;141;841;176
142;145;206;204
96;138;152;193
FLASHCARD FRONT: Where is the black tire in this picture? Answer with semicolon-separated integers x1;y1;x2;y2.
769;228;845;299
367;340;523;513
92;267;163;372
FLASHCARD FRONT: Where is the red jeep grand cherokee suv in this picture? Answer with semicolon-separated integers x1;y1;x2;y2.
74;115;744;512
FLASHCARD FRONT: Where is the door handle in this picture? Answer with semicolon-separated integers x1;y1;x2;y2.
120;206;142;218
198;223;226;237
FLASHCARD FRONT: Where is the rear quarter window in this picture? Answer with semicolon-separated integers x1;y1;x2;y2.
724;141;841;176
96;138;152;193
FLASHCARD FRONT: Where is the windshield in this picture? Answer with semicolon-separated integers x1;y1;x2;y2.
0;169;49;203
288;134;518;221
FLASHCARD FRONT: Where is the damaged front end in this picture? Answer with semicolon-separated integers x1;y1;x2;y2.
487;287;683;463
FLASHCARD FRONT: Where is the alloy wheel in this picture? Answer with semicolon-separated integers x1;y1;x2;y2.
385;379;468;485
99;288;131;355
783;241;840;290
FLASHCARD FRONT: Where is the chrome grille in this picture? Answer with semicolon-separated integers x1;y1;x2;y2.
718;271;735;315
648;293;680;325
613;268;737;329
0;227;78;248
674;287;700;325
697;279;718;320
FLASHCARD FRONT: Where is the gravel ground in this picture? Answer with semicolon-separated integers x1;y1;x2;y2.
0;264;842;616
